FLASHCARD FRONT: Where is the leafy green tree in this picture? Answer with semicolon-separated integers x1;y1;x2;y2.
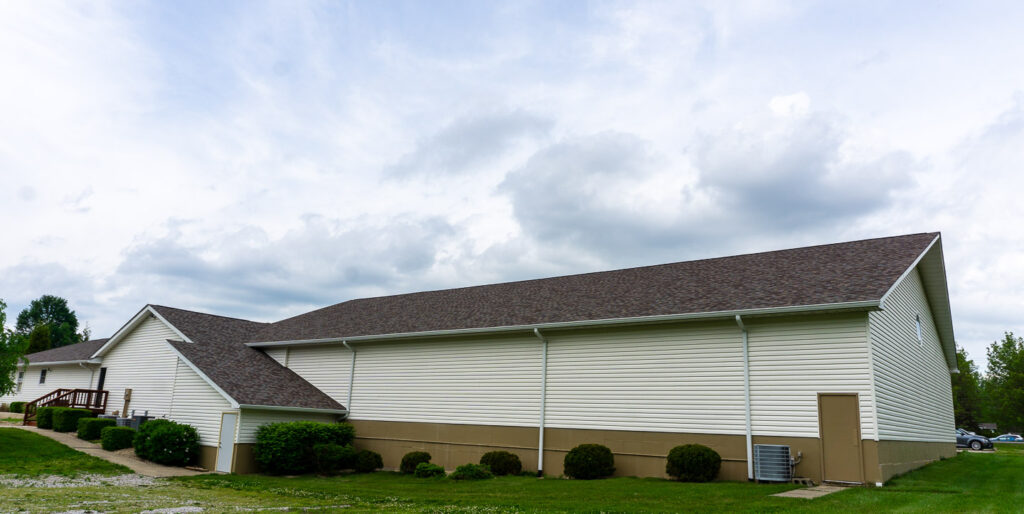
15;295;82;350
985;332;1024;432
0;299;31;396
951;347;984;430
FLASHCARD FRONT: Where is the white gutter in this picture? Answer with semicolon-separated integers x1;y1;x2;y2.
247;300;880;348
342;341;355;420
237;404;349;415
735;315;753;481
28;359;102;367
533;328;548;476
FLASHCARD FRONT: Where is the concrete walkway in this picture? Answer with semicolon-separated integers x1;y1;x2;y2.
14;425;206;477
772;484;846;499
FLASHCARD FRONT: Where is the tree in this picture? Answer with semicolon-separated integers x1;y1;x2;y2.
951;347;984;430
14;295;83;350
26;324;53;354
0;299;31;397
985;332;1024;433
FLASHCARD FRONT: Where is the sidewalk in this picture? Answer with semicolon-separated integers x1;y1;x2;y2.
13;425;207;478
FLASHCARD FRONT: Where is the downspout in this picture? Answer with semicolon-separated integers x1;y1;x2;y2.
533;328;548;476
341;341;355;421
735;315;753;481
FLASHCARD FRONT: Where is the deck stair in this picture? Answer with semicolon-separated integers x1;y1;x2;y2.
22;389;108;425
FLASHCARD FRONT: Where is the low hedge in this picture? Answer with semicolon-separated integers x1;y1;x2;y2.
480;451;522;476
414;462;445;478
449;463;493;480
354;450;383;473
78;417;116;440
52;408;95;432
36;407;55;429
134;419;200;466
400;451;432;474
666;444;721;482
101;426;135;451
313;443;356;474
563;444;615;479
9;401;25;414
253;421;356;475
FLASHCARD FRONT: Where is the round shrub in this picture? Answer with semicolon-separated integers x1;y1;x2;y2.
414;462;446;478
78;417;116;440
36;407;55;429
313;443;357;474
354;449;383;473
9;401;25;414
666;444;721;482
134;420;199;466
449;463;494;480
400;451;432;474
563;444;615;479
254;421;357;475
52;408;94;432
480;451;522;476
101;426;135;451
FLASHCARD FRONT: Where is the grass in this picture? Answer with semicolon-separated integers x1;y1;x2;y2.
1;428;1023;512
0;427;130;476
0;414;22;424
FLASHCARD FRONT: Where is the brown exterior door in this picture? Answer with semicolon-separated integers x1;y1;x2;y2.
818;393;863;484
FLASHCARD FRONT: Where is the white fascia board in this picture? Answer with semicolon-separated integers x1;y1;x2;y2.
162;341;239;408
91;305;192;358
237;404;348;415
27;359;102;367
878;234;941;309
247;300;881;348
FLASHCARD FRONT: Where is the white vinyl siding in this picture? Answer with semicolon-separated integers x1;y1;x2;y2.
169;358;234;446
748;314;875;438
0;364;96;405
236;409;339;443
263;347;288;366
545;322;747;434
100;316;180;417
348;336;542;426
870;268;955;442
284;345;353;405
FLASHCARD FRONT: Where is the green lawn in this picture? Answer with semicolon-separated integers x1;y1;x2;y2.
0;427;130;476
0;414;22;424
2;427;1023;513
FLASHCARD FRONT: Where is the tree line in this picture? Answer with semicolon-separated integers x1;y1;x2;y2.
952;332;1024;435
0;295;90;396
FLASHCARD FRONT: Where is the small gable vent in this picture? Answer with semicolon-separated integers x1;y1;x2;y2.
754;444;792;482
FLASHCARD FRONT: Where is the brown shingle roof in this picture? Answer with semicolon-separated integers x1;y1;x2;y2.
150;306;343;411
25;339;109;364
253;233;939;342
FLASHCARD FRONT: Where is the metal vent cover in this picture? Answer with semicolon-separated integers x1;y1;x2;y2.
754;444;792;482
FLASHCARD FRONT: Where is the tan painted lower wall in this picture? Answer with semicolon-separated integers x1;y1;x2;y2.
876;440;956;483
197;445;217;472
233;443;258;474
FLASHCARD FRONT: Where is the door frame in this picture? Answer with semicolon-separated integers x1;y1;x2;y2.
816;392;865;484
215;411;239;473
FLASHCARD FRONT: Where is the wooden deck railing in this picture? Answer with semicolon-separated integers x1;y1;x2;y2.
23;388;108;425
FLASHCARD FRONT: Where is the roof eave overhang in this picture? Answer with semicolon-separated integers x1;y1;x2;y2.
236;404;348;415
25;359;102;367
247;300;882;348
91;305;192;358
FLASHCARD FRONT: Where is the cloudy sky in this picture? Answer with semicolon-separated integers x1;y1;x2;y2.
1;1;1021;369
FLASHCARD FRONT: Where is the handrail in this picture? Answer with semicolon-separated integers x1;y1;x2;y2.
22;388;108;425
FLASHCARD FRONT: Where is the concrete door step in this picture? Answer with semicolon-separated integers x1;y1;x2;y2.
772;485;846;499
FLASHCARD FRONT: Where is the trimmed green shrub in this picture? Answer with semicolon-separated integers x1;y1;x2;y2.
36;407;55;429
52;408;94;432
449;463;494;480
313;443;357;474
563;444;615;479
253;421;356;475
666;444;721;482
134;419;200;466
101;426;135;451
400;451;432;474
414;462;445;478
78;417;116;440
480;450;522;476
354;450;383;473
9;401;25;414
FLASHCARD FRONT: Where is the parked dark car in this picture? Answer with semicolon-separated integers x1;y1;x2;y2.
991;434;1024;443
956;428;993;450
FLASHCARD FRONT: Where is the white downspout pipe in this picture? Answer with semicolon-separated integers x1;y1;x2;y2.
735;315;754;481
341;341;355;420
533;328;548;476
